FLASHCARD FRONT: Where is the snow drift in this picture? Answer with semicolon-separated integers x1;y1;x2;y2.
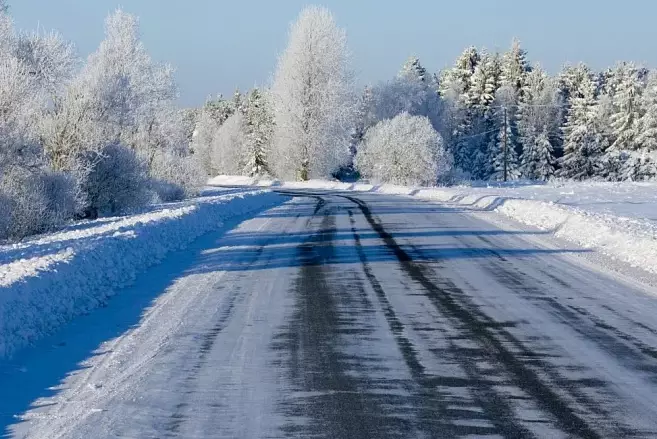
0;190;284;359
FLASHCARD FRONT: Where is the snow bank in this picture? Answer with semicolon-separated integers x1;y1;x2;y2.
416;187;657;276
0;190;283;358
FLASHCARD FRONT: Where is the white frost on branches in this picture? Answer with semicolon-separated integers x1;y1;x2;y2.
269;6;356;180
356;112;452;186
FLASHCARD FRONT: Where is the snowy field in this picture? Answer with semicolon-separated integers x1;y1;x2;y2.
210;176;657;277
0;188;285;359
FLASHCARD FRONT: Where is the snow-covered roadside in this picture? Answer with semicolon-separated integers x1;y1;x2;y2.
210;175;657;276
415;188;657;275
0;189;284;359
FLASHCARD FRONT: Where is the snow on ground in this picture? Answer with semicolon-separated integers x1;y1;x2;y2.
0;188;285;359
210;175;657;276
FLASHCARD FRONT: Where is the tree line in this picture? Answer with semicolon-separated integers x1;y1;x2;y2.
197;6;657;187
0;4;203;240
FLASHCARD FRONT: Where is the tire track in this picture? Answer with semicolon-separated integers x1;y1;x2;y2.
344;194;603;439
348;210;522;438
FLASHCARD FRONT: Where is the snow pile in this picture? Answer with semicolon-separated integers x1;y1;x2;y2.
410;183;657;276
0;190;283;358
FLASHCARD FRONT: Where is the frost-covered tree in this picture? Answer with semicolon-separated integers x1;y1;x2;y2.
241;88;274;176
500;39;530;94
487;97;521;181
210;112;245;176
348;85;374;159
270;6;356;180
558;66;603;180
355;112;452;186
637;71;657;152
517;67;559;179
520;127;555;180
607;62;643;153
399;56;427;83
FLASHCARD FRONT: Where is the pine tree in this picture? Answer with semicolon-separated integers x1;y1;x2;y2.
399;56;427;83
439;47;479;98
607;62;643;153
517;67;558;179
637;71;657;152
520;127;555;180
558;67;603;180
439;47;480;175
488;107;520;181
500;39;530;94
241;88;274;176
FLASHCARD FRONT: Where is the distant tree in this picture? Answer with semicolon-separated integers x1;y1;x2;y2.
270;6;356;180
241;88;274;176
637;71;657;152
399;56;427;83
210;112;245;176
518;67;559;180
356;112;452;186
558;65;603;180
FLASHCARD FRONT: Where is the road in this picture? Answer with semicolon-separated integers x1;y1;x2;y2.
5;190;657;438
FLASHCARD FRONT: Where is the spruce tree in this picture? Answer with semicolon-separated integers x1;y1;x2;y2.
637;71;657;152
558;67;603;180
399;56;427;83
242;88;274;176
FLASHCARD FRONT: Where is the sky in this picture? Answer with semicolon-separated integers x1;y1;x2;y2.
10;0;657;107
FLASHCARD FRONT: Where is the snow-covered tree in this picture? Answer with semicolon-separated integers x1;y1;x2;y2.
355;112;452;186
637;70;657;152
269;6;356;180
517;66;559;179
558;66;603;180
520;127;555;180
399;56;427;83
500;39;530;94
241;88;274;176
607;62;643;153
210;112;245;176
487;96;520;181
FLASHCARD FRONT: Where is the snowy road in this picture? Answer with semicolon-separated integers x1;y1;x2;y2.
5;190;657;438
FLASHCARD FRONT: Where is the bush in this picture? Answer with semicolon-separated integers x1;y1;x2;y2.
355;112;453;186
0;166;77;240
81;143;151;217
149;150;205;202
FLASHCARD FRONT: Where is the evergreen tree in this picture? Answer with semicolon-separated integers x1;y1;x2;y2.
500;39;530;94
517;67;558;179
488;103;520;181
637;71;657;152
607;63;643;152
558;67;603;180
439;47;480;175
520;126;555;180
399;56;427;83
241;88;274;176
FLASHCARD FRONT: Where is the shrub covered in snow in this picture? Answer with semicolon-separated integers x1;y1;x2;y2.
0;166;78;240
81;144;151;217
149;150;205;202
356;112;452;186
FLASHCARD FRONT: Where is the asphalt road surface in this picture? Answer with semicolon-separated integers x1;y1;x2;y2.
6;190;657;438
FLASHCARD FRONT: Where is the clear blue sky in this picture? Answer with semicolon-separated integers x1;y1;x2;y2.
10;0;657;107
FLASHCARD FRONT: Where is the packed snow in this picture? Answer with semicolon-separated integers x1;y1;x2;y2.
211;175;657;276
0;189;284;359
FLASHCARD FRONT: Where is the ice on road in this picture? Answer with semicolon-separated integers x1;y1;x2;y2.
5;191;657;438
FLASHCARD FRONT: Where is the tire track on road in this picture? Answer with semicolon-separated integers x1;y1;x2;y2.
345;194;603;439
